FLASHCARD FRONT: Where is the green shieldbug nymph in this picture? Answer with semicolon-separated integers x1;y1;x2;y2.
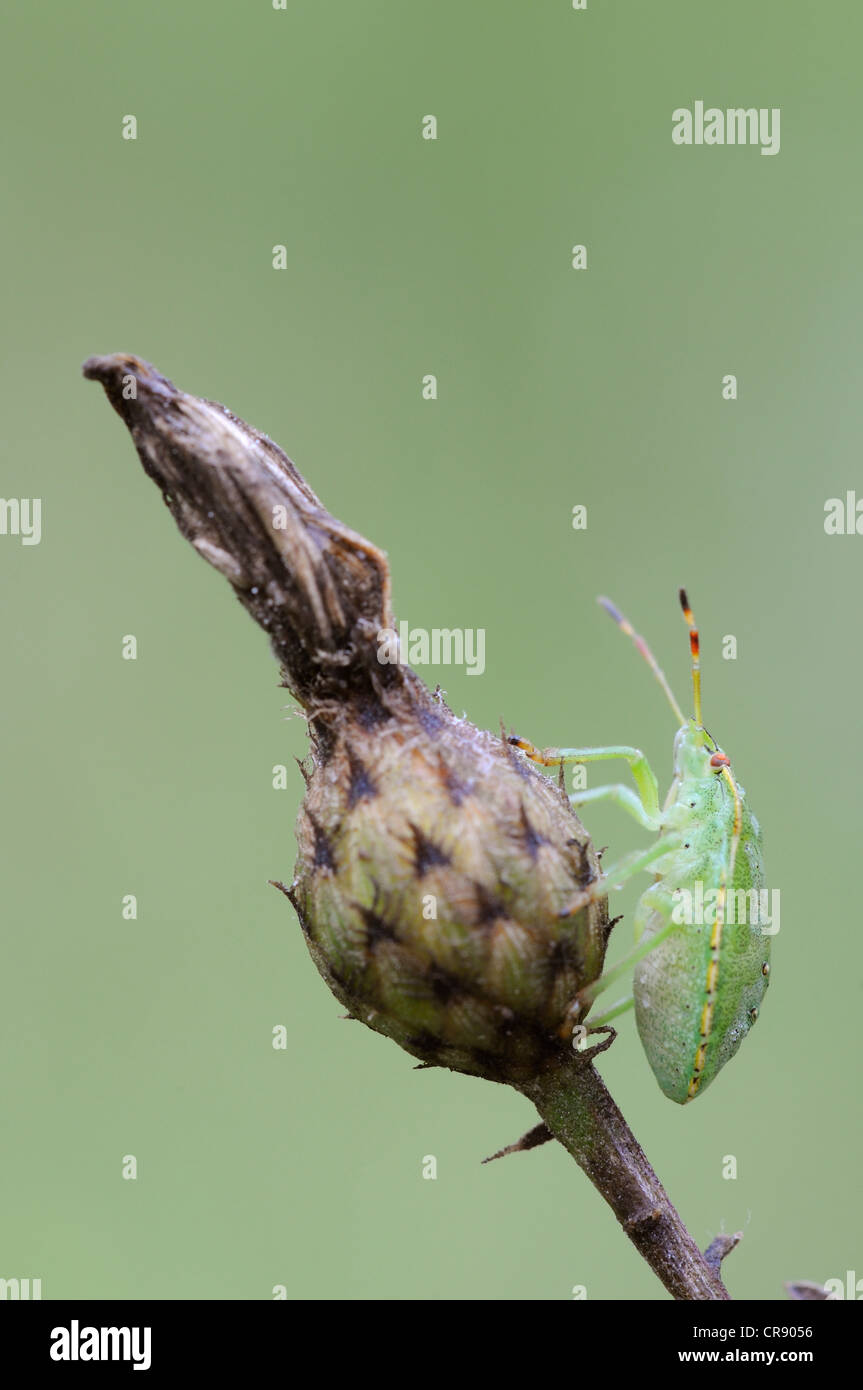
510;590;771;1104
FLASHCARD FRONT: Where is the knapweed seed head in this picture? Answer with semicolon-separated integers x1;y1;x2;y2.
84;352;610;1085
287;696;609;1082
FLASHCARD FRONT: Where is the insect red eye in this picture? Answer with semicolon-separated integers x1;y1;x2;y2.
709;753;730;769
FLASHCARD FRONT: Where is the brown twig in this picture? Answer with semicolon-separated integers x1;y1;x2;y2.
520;1058;731;1299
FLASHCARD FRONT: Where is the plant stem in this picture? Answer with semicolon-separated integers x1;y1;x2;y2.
519;1056;730;1299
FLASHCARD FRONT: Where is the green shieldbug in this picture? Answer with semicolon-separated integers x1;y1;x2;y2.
511;590;771;1104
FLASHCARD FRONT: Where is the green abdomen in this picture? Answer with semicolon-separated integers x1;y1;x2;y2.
633;796;771;1104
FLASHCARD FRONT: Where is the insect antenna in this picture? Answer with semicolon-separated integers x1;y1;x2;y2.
678;588;703;728
597;596;687;726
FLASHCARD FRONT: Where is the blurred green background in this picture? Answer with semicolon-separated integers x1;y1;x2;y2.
2;0;861;1300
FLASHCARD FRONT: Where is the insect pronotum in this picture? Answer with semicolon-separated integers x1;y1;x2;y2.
511;590;771;1103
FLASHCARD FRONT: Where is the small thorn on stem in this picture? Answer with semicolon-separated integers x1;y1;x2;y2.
703;1231;742;1274
785;1280;831;1301
481;1122;553;1164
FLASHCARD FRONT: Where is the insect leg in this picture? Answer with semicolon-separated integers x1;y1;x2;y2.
584;994;634;1026
558;834;674;927
587;835;677;897
569;783;660;831
510;738;663;827
576;908;683;1010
